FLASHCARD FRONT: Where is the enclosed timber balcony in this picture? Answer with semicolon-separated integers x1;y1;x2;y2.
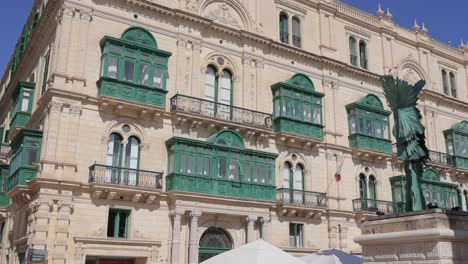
275;188;326;219
352;198;400;215
349;134;393;163
9;112;31;133
89;164;163;203
0;165;10;206
97;77;168;117
170;94;273;135
166;173;276;201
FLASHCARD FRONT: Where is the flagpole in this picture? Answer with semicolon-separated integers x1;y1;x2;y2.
321;154;347;204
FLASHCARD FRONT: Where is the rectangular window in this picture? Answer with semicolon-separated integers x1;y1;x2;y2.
25;149;38;166
203;157;211;176
153;68;164;89
289;223;304;248
139;64;150;85
187;155;195;174
107;57;119;79
303;104;311;122
107;209;130;238
218;159;226;178
180;154;187;173
123;61;135;82
21;91;30;112
244;163;251;182
41;51;50;94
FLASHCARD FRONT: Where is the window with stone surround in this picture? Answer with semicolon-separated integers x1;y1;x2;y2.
289;223;303;248
105;133;141;185
98;27;172;108
203;65;233;119
279;12;289;44
349;36;357;66
292;16;301;48
107;209;130;238
346;94;392;154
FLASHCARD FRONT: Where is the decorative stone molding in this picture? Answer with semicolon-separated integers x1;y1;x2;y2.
206;3;242;29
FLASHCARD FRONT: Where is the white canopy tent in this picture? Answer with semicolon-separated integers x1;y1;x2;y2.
300;249;362;264
200;239;305;264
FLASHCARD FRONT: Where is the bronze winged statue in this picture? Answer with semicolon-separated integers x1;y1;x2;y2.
381;75;430;212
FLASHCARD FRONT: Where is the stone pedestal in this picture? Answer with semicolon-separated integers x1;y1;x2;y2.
354;209;468;264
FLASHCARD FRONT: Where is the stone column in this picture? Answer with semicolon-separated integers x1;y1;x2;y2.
53;201;73;264
245;216;257;243
188;211;201;264
171;210;184;264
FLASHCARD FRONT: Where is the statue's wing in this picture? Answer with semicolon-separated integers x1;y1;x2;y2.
396;107;429;161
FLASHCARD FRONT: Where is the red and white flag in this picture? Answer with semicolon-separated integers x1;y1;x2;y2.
335;158;345;182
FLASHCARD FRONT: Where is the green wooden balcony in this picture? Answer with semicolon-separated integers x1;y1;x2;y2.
97;77;168;109
352;198;400;215
276;188;327;208
9;112;31;132
349;134;392;154
453;156;468;170
273;117;324;140
0;165;10;206
166;173;276;201
428;150;454;167
89;164;163;189
6;167;38;192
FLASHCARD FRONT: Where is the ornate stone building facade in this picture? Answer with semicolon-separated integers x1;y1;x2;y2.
0;0;467;263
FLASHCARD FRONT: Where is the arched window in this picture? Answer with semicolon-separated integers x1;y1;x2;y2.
282;162;292;189
107;133;123;167
199;227;233;263
369;175;377;200
204;66;233;120
359;174;367;199
279;12;289;44
359;40;367;69
292;16;301;48
442;70;449;95
449;72;457;98
124;136;140;185
349;37;357;66
293;164;304;203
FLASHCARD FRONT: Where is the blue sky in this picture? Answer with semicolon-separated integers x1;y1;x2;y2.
0;1;467;75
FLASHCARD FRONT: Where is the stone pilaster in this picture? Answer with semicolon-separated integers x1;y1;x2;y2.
53;201;73;264
260;216;271;242
28;200;53;251
171;209;184;264
188;211;201;264
245;216;257;243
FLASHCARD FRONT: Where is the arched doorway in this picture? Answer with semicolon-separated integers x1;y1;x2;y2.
199;227;233;263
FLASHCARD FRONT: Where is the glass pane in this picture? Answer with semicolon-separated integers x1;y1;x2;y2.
107;134;122;167
139;64;150;85
245;164;251;182
21;93;30;112
204;157;211;176
107;57;119;78
283;163;291;188
294;101;301;120
313;108;321;124
180;154;186;173
349;117;356;134
229;160;240;181
153;68;164;89
366;119;372;136
303;104;311;122
218;159;226;178
204;66;216;115
188;156;195;174
123;61;135;82
107;211;116;237
25;149;37;166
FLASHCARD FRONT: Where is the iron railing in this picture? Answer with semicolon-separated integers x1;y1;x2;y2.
170;94;273;129
0;144;10;157
277;188;327;208
428;150;454;167
292;35;302;48
89;164;163;189
352;198;400;214
350;55;358;66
